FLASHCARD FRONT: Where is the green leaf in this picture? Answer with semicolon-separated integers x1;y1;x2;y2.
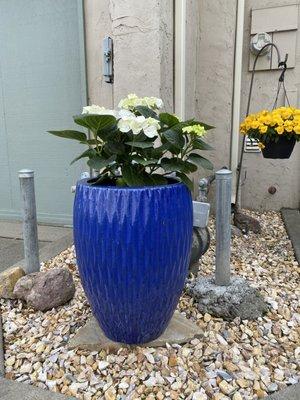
162;129;185;148
104;141;126;155
160;158;195;173
144;174;168;186
127;131;149;142
188;153;214;170
132;156;158;166
134;106;158;119
87;172;110;186
48;130;87;142
176;172;194;191
159;113;179;127
182;119;214;131
73;114;117;133
125;141;153;148
70;148;96;165
97;126;119;141
183;161;198;173
87;155;116;170
192;138;214;151
122;165;146;186
80;139;102;145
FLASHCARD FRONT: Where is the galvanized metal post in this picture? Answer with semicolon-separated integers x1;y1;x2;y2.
215;169;232;286
19;169;40;273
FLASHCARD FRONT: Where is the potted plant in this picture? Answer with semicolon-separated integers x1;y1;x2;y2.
48;94;213;344
240;107;300;159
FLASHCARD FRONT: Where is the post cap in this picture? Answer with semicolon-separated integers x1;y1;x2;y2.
18;169;34;178
216;169;232;178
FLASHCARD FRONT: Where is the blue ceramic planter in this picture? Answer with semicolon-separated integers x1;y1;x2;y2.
73;179;193;344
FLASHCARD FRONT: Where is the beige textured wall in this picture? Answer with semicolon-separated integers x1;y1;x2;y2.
186;0;299;209
83;0;299;210
241;0;300;210
84;0;113;107
84;0;173;110
185;0;237;198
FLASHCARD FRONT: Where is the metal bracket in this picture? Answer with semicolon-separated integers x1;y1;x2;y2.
103;36;113;83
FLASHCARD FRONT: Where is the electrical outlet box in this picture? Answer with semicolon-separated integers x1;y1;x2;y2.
249;4;298;71
193;201;210;228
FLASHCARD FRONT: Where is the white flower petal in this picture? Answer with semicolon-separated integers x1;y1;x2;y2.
117;120;131;133
82;105;116;116
143;125;158;138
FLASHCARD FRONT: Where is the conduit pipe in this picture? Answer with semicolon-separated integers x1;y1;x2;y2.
230;0;245;201
174;0;186;120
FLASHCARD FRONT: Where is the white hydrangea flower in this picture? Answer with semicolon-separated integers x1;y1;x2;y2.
130;116;147;135
82;105;116;116
143;117;161;138
118;94;163;111
117;110;160;137
142;97;163;110
117;110;136;133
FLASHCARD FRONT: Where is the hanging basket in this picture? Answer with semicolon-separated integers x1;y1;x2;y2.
262;136;296;159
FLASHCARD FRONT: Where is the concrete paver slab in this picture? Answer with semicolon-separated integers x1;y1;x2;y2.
0;220;71;242
69;311;202;352
281;208;300;263
0;220;72;273
10;232;74;273
0;240;48;274
265;383;300;400
0;377;75;400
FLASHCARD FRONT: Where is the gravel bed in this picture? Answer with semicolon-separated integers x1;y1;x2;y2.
1;210;299;400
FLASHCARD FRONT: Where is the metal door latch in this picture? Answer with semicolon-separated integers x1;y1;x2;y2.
103;36;113;83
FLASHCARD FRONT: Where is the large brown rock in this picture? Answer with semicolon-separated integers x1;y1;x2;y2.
13;268;75;311
0;267;25;299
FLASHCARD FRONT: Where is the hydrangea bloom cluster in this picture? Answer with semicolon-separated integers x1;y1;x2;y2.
117;110;160;138
118;94;163;111
182;124;206;137
49;94;213;189
82;95;164;138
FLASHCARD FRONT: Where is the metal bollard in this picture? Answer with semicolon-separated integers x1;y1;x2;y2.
19;170;40;273
215;169;232;286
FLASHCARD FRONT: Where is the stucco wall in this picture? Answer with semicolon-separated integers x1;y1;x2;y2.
185;0;237;198
83;0;299;210
84;0;173;110
241;0;300;210
186;0;299;209
84;0;113;107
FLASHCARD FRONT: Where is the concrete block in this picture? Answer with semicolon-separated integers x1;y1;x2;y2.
187;275;268;321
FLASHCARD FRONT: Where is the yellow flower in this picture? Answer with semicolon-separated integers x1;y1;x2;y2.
284;120;293;132
240;123;247;134
259;115;272;125
257;142;265;149
259;125;268;134
240;107;300;138
294;125;300;134
276;126;284;134
250;121;259;129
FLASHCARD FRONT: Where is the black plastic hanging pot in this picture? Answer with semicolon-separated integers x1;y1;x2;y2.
262;136;296;159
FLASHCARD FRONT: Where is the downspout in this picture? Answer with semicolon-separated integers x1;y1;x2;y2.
230;0;245;201
174;0;186;120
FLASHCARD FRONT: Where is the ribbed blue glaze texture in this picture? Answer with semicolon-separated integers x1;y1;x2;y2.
73;179;193;344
